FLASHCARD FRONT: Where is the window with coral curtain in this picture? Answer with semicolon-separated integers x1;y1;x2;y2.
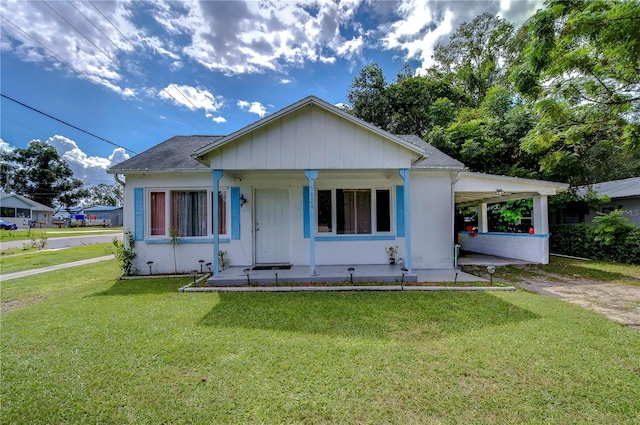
214;190;227;235
150;191;165;236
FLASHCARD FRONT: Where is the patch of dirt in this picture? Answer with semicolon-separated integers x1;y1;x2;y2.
463;265;640;331
1;295;47;312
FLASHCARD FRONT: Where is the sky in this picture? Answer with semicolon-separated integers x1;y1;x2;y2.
0;0;543;186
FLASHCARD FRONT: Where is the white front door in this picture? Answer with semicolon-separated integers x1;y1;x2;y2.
255;189;290;264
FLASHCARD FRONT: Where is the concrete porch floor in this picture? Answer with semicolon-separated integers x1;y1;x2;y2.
207;264;484;286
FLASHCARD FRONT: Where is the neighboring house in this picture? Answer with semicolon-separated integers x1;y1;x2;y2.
0;193;55;228
83;205;123;227
551;177;640;226
108;96;567;277
580;177;640;227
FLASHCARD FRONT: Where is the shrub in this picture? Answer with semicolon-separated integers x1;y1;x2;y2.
112;230;137;275
551;212;640;264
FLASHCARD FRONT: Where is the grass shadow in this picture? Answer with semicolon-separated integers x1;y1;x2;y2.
200;291;539;341
89;277;191;296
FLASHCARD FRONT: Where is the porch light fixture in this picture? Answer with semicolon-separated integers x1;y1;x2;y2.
487;265;496;285
206;262;212;274
240;194;247;207
199;259;205;273
401;267;408;284
146;261;154;275
243;268;251;285
347;267;355;284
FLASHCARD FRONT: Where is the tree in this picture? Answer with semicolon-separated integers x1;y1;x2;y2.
346;63;390;129
512;0;640;185
0;140;84;208
433;13;517;105
84;183;123;207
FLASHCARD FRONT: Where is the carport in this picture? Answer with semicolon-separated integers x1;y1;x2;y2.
454;172;568;264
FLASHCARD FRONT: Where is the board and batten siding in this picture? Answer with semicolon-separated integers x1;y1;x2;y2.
205;104;417;170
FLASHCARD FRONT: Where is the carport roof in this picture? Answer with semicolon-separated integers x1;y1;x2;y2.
454;172;568;206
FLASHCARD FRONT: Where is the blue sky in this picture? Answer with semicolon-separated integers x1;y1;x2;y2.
0;0;542;186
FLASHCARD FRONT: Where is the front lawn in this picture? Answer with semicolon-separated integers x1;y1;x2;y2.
2;261;639;424
0;244;113;274
0;227;122;243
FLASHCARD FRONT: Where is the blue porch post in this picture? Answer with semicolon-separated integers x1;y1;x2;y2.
305;169;318;276
399;169;412;273
212;170;223;278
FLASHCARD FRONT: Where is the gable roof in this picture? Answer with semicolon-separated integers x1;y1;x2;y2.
577;176;640;199
0;193;55;211
108;135;223;173
191;95;427;161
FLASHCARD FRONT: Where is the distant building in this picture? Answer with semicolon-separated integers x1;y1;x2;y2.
553;177;640;226
0;193;55;228
83;205;123;227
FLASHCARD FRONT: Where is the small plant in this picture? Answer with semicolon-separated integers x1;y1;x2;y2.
218;250;231;271
169;227;179;274
385;245;399;265
592;210;629;246
112;230;137;276
29;232;48;250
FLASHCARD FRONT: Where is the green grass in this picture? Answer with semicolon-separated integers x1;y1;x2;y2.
464;257;640;287
0;227;122;243
0;243;113;274
2;260;639;424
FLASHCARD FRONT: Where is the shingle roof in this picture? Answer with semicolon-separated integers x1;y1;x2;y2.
108;135;223;173
396;135;466;170
577;176;640;199
83;205;123;212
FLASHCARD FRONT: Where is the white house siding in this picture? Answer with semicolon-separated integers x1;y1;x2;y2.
206;105;417;170
409;172;456;269
122;169;456;274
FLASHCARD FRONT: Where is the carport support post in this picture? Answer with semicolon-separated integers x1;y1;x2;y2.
533;195;549;234
212;170;223;278
478;202;489;233
305;170;319;276
399;169;412;274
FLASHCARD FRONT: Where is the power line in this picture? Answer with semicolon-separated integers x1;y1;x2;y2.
0;94;138;154
47;0;210;134
0;15;174;138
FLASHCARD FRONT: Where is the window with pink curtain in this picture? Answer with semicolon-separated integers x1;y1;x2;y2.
150;192;165;235
214;191;227;235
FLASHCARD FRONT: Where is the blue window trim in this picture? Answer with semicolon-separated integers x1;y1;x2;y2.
134;188;143;241
231;186;240;239
395;185;404;237
316;235;395;241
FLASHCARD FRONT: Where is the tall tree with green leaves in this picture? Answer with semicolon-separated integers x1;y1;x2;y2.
346;63;390;130
0;140;85;208
512;0;640;185
433;13;517;105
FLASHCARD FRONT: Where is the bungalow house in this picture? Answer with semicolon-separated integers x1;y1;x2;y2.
0;193;55;228
108;96;567;280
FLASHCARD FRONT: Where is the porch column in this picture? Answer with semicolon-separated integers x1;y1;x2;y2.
305;170;318;276
532;195;549;234
478;202;489;233
399;169;412;274
212;170;223;278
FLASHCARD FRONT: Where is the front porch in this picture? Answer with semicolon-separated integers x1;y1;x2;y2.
206;264;482;286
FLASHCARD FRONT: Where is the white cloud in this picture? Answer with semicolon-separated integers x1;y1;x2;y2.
0;139;14;153
159;84;224;112
237;100;267;118
46;135;129;185
280;78;293;84
212;116;227;124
